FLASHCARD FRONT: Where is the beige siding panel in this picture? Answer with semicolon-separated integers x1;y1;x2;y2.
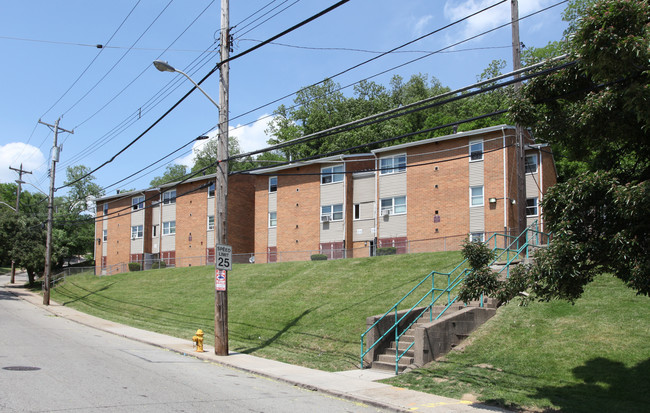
353;174;375;203
152;239;160;254
469;161;484;186
268;192;277;211
102;216;107;256
152;205;160;226
131;238;144;254
268;227;277;247
320;182;344;205
131;209;145;226
162;204;176;222
360;201;375;220
353;219;375;242
379;173;407;198
469;207;484;233
208;197;215;216
320;221;345;243
526;174;539;198
379;214;407;238
207;230;214;247
161;235;175;252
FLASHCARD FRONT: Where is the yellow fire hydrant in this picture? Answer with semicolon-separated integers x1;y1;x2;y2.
192;329;205;352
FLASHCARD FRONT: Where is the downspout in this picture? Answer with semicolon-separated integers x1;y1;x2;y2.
538;147;543;232
501;127;508;236
373;152;379;255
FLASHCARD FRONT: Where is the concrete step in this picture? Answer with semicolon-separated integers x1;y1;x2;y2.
371;360;405;373
383;347;415;359
377;354;414;366
388;341;415;352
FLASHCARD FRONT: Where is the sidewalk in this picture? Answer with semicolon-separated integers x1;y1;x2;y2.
1;272;506;413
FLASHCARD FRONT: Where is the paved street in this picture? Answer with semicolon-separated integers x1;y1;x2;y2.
0;278;386;412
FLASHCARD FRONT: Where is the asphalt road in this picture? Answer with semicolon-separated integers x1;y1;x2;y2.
0;284;387;413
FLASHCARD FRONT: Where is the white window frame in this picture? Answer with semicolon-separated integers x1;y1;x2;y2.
152;225;158;237
470;186;484;207
525;154;538;174
102;229;107;242
526;197;539;216
379;154;407;175
132;196;144;211
162;220;176;235
103;203;108;215
469;232;485;242
353;204;360;220
208;182;215;198
162;190;176;205
380;196;407;215
269;211;277;227
269;176;278;192
469;140;483;162
207;215;214;230
321;165;344;185
321;204;343;221
131;225;143;239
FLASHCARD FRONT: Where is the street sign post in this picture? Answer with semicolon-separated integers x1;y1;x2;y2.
216;244;232;271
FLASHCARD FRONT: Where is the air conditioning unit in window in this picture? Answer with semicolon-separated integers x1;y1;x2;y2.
381;209;391;217
321;215;331;222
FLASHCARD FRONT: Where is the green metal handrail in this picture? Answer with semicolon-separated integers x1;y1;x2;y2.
360;222;549;374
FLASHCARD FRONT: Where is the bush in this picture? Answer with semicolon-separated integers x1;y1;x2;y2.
310;254;327;261
151;261;167;269
128;262;141;272
377;247;397;256
461;238;495;269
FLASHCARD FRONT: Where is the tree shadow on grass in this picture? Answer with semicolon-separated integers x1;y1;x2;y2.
237;308;313;354
531;357;650;413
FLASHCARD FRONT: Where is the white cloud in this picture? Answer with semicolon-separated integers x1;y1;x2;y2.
175;115;272;168
413;15;433;37
443;0;550;39
0;142;46;183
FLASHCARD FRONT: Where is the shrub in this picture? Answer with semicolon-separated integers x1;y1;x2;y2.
310;254;327;261
461;238;495;269
377;247;397;256
151;261;167;269
128;262;141;272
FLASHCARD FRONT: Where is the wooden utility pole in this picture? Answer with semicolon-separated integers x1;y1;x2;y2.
511;0;526;237
214;0;230;356
39;118;73;305
9;164;32;284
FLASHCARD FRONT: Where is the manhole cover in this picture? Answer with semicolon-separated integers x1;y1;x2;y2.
3;366;41;371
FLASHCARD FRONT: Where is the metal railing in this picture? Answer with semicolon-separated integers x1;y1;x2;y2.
360;222;550;374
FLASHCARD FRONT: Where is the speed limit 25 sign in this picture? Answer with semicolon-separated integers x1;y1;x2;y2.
215;244;232;271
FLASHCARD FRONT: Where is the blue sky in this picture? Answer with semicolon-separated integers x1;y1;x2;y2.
0;0;567;195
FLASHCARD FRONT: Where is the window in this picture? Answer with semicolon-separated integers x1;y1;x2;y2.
207;215;214;230
162;190;176;205
131;225;143;239
469;140;483;161
354;204;360;220
132;196;144;211
103;203;108;215
321;204;343;221
162;221;176;235
152;225;158;237
379;154;406;174
380;196;407;215
470;186;484;207
269;212;277;227
525;155;538;174
321;165;344;184
469;232;485;242
102;229;107;242
269;176;277;192
208;182;215;198
526;197;538;216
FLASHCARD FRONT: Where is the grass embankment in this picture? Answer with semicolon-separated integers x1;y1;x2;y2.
384;274;650;412
51;251;462;371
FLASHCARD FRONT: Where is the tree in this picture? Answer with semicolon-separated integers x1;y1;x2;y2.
150;164;188;187
191;135;251;174
63;165;104;214
476;0;650;302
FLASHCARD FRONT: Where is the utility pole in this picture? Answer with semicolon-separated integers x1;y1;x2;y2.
511;0;526;238
214;0;230;356
39;118;73;305
9;164;32;284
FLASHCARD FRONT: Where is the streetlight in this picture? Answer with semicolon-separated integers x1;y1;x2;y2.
153;58;230;356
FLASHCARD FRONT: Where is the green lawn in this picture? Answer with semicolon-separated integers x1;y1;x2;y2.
0;267;10;275
50;254;650;411
384;274;650;412
51;251;463;372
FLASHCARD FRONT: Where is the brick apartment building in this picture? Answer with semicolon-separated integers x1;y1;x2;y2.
251;124;556;263
94;124;556;273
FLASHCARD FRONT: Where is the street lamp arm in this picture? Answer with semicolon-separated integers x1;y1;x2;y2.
176;69;221;111
152;61;220;111
0;201;16;212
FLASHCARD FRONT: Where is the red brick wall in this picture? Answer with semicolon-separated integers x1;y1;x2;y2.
175;181;207;267
227;174;255;258
254;175;270;263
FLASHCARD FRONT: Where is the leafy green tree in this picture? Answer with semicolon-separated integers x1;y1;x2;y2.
149;164;188;187
479;0;650;302
63;165;104;214
191;135;252;174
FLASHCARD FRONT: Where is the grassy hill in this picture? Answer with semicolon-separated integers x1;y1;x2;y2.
50;253;650;411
